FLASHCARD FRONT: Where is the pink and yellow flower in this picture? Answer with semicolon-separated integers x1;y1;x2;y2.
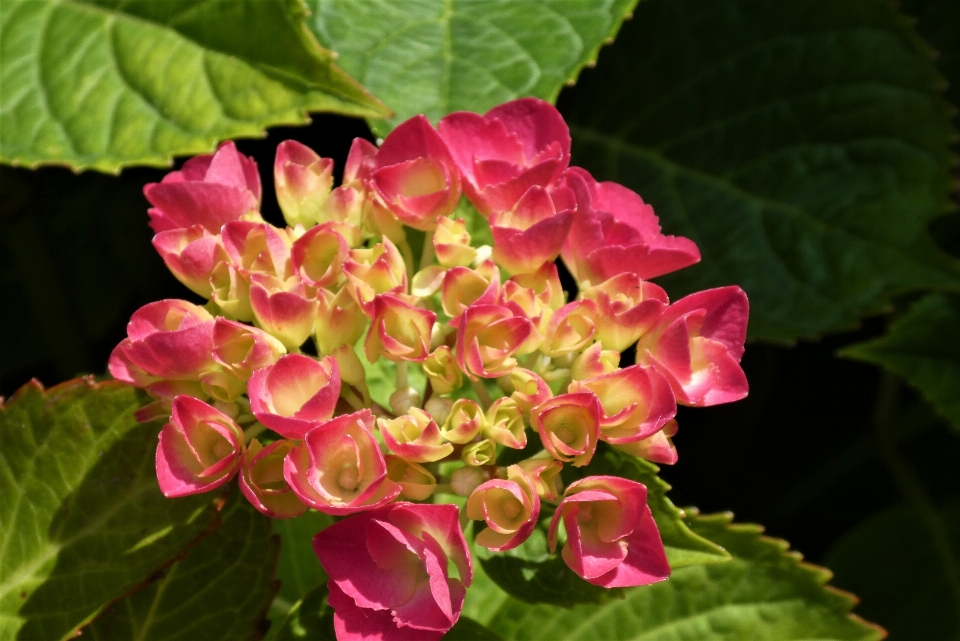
151;225;227;298
314;503;472;641
489;183;575;275
581;273;669;352
439;98;571;216
284;409;401;515
639;286;749;406
144;142;261;234
221;220;292;280
155;395;245;497
247;354;340;440
532;392;601;467
365;294;436;363
423;345;463;394
467;465;540;551
484;397;527;449
315;287;367;356
456;304;540;379
290;222;350;289
385;456;438;501
569;364;676;444
379;408;454;463
248;273;319;350
433;217;477;267
274;140;334;228
211;318;286;381
239;439;307;518
343;238;407;311
440;398;485;444
548;476;670;587
370;115;462;231
615;419;679;465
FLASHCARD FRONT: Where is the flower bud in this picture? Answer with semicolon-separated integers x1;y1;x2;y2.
113;300;215;382
385;456;437;501
569;365;676;444
484;397;526;449
571;342;620;381
211;318;286;381
434;217;477;267
248;354;340;440
198;367;246;402
581;273;669;351
456;304;540;379
330;344;367;391
450;466;488;497
423;345;462;394
364;294;436;363
379;408;453;463
490;184;575;275
248;273;319;350
240;439;307;518
152;225;227;298
441;260;500;321
343;238;407;311
388;387;422;417
614;419;679;465
532;392;601;467
222;220;292;279
290;222;350;289
517;456;564;501
370;115;462;230
462;439;496;466
467;465;540;551
411;265;446;298
315;287;366;356
540;300;597;358
274;140;334;228
424;396;454;426
156;396;245;497
284;410;401;514
210;261;253;321
503;368;552;417
441;398;485;444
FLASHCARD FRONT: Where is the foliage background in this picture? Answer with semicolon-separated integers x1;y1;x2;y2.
1;0;958;638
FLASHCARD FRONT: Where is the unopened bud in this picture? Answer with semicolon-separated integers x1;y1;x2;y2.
389;386;422;416
450;466;486;496
424;396;453;426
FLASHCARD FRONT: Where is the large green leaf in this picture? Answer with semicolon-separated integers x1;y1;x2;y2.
559;0;960;343
308;0;638;135
825;503;960;641
0;379;219;641
474;512;884;640
842;293;960;431
84;496;280;640
0;0;387;172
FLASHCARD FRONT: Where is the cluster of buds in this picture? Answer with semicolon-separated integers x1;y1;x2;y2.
110;98;748;641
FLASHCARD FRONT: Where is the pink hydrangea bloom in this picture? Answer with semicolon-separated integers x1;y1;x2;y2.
314;503;473;641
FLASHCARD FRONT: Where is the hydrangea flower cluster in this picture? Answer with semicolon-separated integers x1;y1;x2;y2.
109;98;749;641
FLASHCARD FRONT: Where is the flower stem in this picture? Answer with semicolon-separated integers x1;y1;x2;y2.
471;378;493;409
419;230;436;270
396;361;409;391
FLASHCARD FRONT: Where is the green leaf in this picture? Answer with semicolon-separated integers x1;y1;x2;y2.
0;0;388;172
273;510;333;616
308;0;639;135
900;0;960;109
478;511;884;640
560;0;960;343
84;495;280;640
447;616;505;641
270;584;336;641
0;379;219;641
824;503;960;640
842;293;960;431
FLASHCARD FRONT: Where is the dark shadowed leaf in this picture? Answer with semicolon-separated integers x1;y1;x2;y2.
842;293;960;431
560;0;960;342
84;496;280;641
